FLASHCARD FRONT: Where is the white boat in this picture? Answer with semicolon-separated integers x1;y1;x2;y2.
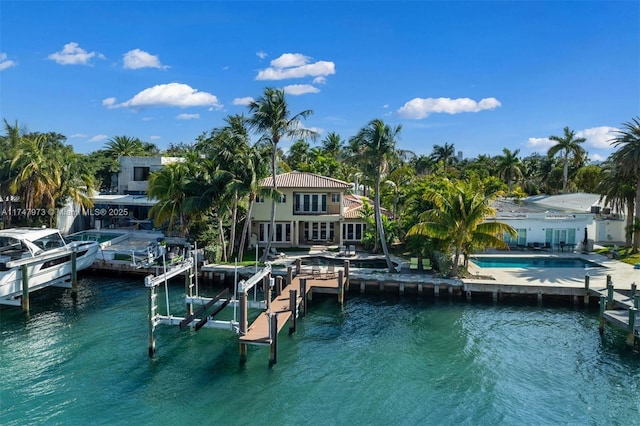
0;228;99;305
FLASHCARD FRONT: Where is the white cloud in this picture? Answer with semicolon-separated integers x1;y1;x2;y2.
48;42;105;65
176;113;200;120
70;133;88;138
590;153;606;162
103;83;222;109
89;134;109;143
233;96;254;106
382;104;389;109
576;126;619;149
142;117;154;122
526;126;621;153
397;97;501;119
256;50;268;59
123;49;168;70
149;135;161;140
283;84;320;95
0;53;17;71
256;52;335;80
525;137;554;150
313;76;327;85
271;53;309;68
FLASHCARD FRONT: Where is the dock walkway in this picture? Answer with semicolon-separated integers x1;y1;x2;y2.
239;274;340;345
589;280;639;346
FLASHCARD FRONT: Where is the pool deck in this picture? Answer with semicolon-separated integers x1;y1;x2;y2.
465;251;637;291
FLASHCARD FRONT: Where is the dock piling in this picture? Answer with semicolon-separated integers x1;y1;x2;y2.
338;270;344;305
289;288;297;334
627;307;637;347
146;275;156;357
269;312;278;367
343;260;350;291
607;280;614;310
584;274;590;306
239;290;248;362
286;266;293;286
71;249;78;295
599;295;606;333
631;282;637;298
21;265;29;313
300;278;307;317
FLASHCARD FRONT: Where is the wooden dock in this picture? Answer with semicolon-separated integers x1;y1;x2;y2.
588;276;639;347
239;273;340;345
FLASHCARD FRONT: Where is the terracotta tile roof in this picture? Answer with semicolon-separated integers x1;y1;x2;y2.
342;194;391;219
260;171;351;189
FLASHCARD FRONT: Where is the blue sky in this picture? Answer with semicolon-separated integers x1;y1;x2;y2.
1;1;638;161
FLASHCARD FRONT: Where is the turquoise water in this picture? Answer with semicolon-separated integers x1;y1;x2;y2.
1;275;639;425
471;256;603;269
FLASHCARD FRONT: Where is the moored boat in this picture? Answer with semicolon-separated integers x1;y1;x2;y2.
0;227;99;305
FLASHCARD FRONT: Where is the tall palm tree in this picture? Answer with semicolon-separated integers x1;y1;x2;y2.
407;177;515;277
547;127;586;193
247;87;317;260
430;142;458;173
349;119;401;272
236;145;270;262
609;116;640;253
148;162;193;237
496;148;523;193
198;114;253;259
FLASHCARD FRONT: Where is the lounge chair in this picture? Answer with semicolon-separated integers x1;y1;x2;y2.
311;261;321;277
326;264;336;278
410;257;418;270
423;258;432;271
348;245;356;256
269;247;285;259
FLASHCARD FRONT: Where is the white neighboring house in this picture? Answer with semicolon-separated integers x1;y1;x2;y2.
62;156;184;232
487;193;626;250
115;156;184;195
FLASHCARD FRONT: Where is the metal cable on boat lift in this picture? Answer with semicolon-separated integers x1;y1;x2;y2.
194;242;199;296
233;258;238;326
163;252;170;317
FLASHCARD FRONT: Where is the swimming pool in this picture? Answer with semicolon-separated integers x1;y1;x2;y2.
470;256;603;269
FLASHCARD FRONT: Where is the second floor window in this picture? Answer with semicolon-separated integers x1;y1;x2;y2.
294;193;327;213
133;167;150;181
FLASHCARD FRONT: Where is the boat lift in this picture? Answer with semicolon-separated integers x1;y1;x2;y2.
145;246;273;357
0;247;81;312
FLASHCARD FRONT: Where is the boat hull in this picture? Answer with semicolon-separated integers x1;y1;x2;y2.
0;241;99;301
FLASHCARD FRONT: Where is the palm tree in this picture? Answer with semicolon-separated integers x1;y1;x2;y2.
496;148;523;194
148;162;193;237
320;131;344;159
407;177;516;277
236;145;270;262
10;132;63;217
247;87;317;260
597;159;635;249
349;119;402;272
104;135;147;158
609;117;640;253
198;115;254;259
430;142;458;173
547;127;586;193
